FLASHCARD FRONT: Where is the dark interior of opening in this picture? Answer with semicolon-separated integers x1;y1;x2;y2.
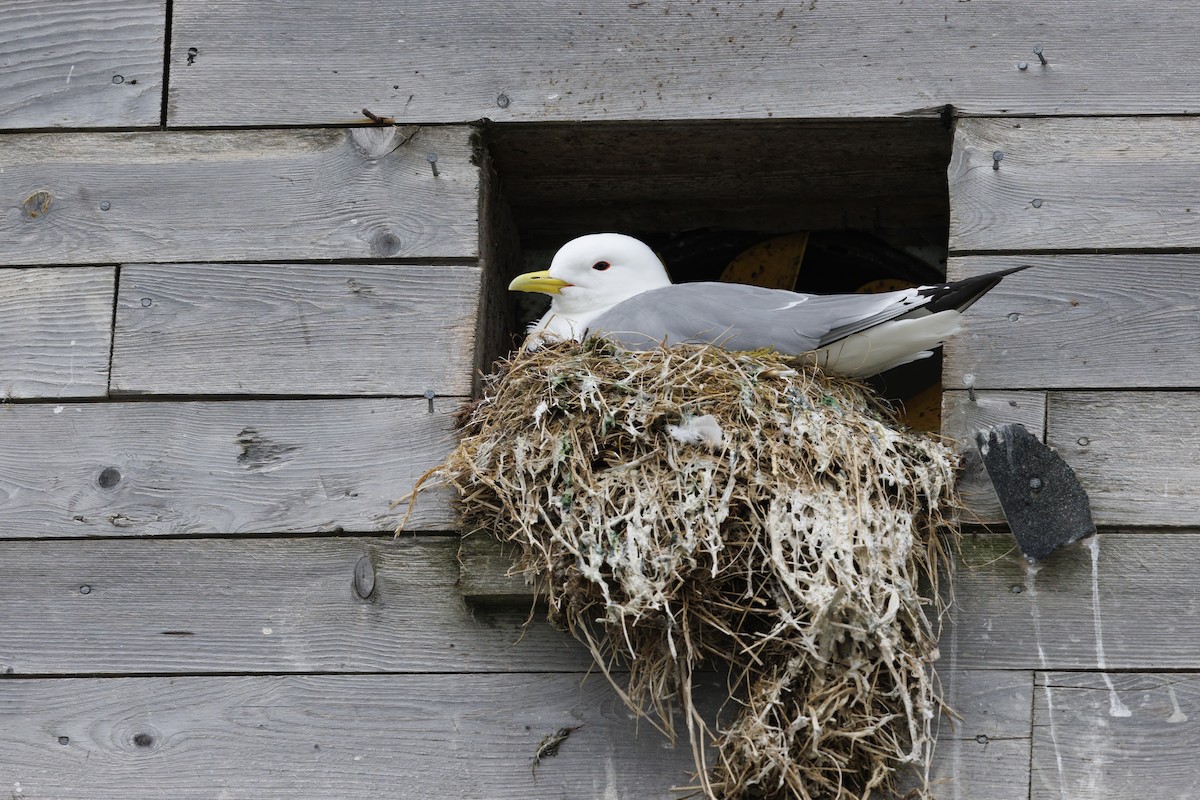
480;118;954;425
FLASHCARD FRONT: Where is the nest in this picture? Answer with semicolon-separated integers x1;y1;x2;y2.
408;339;958;799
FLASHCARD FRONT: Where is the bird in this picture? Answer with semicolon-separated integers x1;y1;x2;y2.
508;233;1029;378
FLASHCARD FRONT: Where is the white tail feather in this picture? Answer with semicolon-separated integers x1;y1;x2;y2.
812;310;963;378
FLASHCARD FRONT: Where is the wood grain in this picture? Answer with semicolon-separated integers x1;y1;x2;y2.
465;529;1200;672
111;263;481;396
465;529;1200;673
913;669;1032;800
0;0;165;128
941;390;1047;524
0;266;114;399
0;399;456;536
0;536;592;675
949;532;1200;671
945;255;1200;390
1047;391;1200;527
1032;672;1200;800
0;127;477;266
169;1;1200;126
0;673;707;799
950;117;1200;252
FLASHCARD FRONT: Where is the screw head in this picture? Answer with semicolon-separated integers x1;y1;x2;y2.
1029;476;1044;491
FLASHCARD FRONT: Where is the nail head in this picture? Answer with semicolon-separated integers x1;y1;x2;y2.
79;584;92;595
496;92;511;108
1018;61;1029;70
99;201;111;211
112;75;124;84
1031;198;1043;208
98;466;122;489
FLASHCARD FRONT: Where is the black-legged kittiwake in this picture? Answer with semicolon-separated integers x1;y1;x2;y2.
509;233;1028;378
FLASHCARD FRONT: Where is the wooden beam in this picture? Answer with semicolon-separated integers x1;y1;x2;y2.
0;267;114;399
0;127;478;266
1047;391;1200;527
168;1;1200;125
0;673;705;798
941;390;1047;525
950;532;1200;671
1;0;165;128
950;117;1200;253
111;263;481;396
945;255;1200;390
0;399;456;536
0;536;592;675
1032;672;1200;800
465;531;1200;673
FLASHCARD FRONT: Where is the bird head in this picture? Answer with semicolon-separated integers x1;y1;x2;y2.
508;233;672;316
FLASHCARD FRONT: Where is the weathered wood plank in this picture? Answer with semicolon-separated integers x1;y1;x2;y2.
1047;391;1200;527
0;673;707;799
945;255;1200;390
949;532;1200;671
169;1;1200;126
0;399;456;536
0;127;477;266
1032;672;1200;800
0;0;165;129
0;536;592;675
111;263;481;396
915;670;1032;800
950;118;1200;253
458;534;535;607
0;266;114;399
941;390;1047;525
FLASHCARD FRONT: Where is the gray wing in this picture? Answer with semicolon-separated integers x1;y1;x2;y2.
586;282;927;354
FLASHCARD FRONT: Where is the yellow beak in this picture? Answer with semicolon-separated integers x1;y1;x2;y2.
508;270;571;295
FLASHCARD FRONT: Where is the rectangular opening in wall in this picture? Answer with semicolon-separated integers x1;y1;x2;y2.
481;118;954;427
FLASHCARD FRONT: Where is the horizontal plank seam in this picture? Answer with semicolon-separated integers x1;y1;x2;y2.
1;393;474;404
0;530;463;543
950;247;1200;257
0;257;483;270
6;665;1191;681
0;668;627;680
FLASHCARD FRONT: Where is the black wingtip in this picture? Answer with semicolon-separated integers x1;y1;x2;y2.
918;264;1033;314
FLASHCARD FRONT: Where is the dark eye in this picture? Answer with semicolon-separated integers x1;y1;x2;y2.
592;261;611;271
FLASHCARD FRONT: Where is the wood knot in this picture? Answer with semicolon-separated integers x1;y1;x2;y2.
20;190;53;221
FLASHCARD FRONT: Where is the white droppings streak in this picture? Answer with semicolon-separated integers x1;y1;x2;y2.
262;627;273;635
1026;564;1067;799
66;65;75;83
1167;686;1188;723
602;755;620;800
1085;536;1131;717
53;406;64;414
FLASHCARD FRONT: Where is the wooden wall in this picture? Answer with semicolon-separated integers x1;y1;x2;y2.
5;2;1200;798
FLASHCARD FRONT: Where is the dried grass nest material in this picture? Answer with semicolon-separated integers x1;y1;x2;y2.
409;339;959;800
